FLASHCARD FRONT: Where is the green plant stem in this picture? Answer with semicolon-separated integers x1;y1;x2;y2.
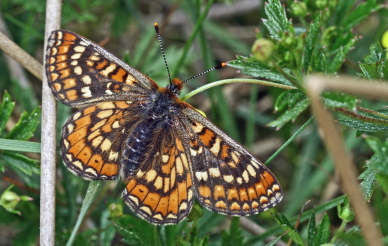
265;116;314;165
181;78;297;101
330;220;347;243
66;181;102;246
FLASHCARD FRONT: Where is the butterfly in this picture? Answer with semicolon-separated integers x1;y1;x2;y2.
45;27;283;225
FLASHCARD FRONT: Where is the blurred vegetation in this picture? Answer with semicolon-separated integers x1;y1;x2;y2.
1;0;388;245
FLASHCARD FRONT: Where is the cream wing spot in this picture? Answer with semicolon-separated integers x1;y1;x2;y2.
90;55;100;61
129;195;139;205
242;170;249;182
92;135;103;147
82;75;92;84
162;155;169;163
74;45;86;53
210;137;221;156
112;121;120;129
140;206;152;215
96;110;113;119
79;41;88;46
70;60;78;66
73;112;82;120
100;138;112;151
247;164;256;177
209;168;220;177
195;171;208;181
108;151;119;161
74;66;82;75
223;175;234;183
100;63;117;76
175;157;184;175
146;170;157;182
154;176;163;190
71;53;81;59
81;86;92;98
66;123;75;134
153;214;163;221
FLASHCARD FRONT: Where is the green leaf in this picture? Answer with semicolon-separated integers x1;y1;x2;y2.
6;107;41;140
302;14;321;72
311;48;327;72
221;217;244;246
0;91;15;135
265;231;288;246
272;213;304;245
359;161;377;201
307;210;317;246
0;139;42;153
335;0;357;26
364;136;388;176
337;119;388;132
328;38;356;73
274;89;305;112
340;0;379;30
314;214;330;245
113;215;160;246
363;43;385;64
227;57;294;86
268;98;310;129
321;91;357;110
359;43;388;80
263;0;291;41
0;152;40;175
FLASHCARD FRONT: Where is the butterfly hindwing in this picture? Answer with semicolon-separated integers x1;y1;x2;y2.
122;122;194;225
61;100;148;180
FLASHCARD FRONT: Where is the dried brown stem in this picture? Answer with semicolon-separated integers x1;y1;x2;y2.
0;31;42;80
306;75;383;246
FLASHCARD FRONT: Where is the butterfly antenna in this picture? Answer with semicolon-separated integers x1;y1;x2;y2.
182;63;226;84
154;23;172;84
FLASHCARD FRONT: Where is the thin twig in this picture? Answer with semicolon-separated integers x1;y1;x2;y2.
305;75;384;246
40;0;61;245
0;31;42;80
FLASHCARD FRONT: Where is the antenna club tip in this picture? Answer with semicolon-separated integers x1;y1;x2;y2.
215;63;227;69
154;23;159;31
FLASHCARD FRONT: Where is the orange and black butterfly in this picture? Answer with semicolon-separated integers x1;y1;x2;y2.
45;27;283;225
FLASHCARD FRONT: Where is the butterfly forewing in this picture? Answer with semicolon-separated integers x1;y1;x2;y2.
45;29;283;225
45;30;156;107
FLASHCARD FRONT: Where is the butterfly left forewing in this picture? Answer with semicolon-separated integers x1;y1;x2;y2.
122;124;194;225
46;30;157;107
180;107;283;216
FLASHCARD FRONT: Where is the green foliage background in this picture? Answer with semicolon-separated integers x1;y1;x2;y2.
1;0;388;245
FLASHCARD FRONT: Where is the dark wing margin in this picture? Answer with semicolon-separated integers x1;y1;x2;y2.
180;107;283;216
122;122;194;225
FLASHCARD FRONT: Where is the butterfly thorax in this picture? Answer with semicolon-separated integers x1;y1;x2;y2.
120;88;181;179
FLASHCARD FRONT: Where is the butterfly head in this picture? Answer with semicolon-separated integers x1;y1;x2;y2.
166;78;183;96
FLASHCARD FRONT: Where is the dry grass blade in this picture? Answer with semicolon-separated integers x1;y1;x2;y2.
306;75;384;246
